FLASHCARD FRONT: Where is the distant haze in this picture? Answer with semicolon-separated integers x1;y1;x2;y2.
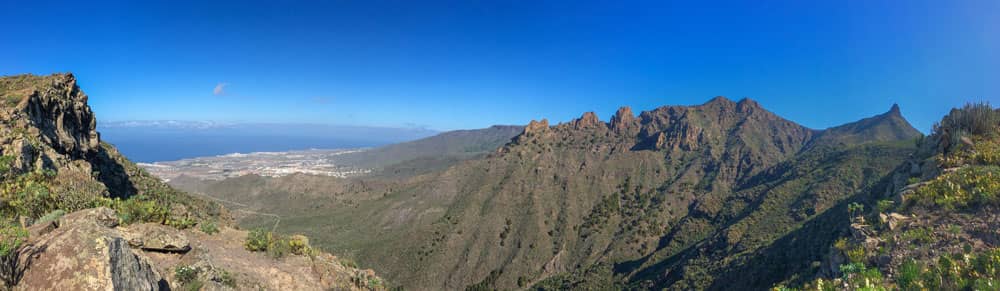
99;121;438;162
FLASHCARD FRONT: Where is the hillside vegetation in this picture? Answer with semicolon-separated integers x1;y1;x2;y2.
188;97;937;290
775;102;1000;290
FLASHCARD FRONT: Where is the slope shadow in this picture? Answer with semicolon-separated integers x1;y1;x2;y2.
92;146;138;199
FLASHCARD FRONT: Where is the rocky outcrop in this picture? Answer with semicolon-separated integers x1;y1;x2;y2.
610;106;635;133
123;223;192;253
571;112;602;129
109;238;166;291
524;119;549;134
18;208;166;291
1;74;100;171
18;207;385;291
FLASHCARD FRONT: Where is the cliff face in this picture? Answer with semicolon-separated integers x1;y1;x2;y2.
1;74;98;170
0;73;385;290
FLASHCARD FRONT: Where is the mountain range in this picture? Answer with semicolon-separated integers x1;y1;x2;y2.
4;72;998;291
174;95;991;290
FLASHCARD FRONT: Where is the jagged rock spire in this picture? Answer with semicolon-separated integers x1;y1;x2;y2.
524;119;549;134
572;112;601;129
610;106;635;132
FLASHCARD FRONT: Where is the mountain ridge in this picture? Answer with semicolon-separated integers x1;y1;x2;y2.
178;95;924;290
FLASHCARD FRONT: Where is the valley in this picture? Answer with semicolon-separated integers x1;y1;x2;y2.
164;97;999;290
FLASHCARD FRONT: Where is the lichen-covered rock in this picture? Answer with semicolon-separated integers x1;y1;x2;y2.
122;223;192;253
17;208;166;291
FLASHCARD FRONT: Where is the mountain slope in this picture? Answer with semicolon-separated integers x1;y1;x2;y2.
776;102;1000;290
187;96;922;290
335;125;524;176
809;104;922;147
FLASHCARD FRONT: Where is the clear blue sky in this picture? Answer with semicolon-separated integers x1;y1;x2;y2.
2;0;997;132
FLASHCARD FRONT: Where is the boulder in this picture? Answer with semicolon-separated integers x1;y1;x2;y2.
879;213;910;230
123;223;192;253
17;208;166;291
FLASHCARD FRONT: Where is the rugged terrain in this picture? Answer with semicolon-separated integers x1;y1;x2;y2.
180;97;943;290
0;73;384;290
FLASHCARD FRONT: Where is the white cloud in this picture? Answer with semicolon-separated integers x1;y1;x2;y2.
213;83;229;96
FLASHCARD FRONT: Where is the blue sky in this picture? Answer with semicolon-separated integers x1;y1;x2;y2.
2;0;997;132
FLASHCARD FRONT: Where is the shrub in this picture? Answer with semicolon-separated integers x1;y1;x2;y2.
112;196;169;225
244;229;314;259
287;234;311;255
912;165;1000;210
244;228;272;252
215;270;237;288
174;265;204;291
165;217;197;229
0;169;60;218
0;223;27;288
266;237;291;258
846;246;867;264
897;260;921;290
934;102;999;139
901;227;934;245
199;221;219;235
35;209;65;225
174;265;199;283
875;199;894;214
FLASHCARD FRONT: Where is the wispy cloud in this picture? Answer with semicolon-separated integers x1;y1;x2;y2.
213;83;229;96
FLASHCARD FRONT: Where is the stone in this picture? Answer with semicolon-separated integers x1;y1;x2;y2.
109;237;167;291
27;220;58;238
123;223;192;253
18;208;166;290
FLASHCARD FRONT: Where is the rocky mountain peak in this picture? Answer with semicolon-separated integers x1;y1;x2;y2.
610;106;636;132
524;119;549;134
809;103;921;147
736;97;762;112
888;103;902;116
1;73;101;171
572;112;602;129
705;95;736;106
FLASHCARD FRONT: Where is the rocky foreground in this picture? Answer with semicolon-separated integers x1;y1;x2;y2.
0;73;384;290
20;207;380;290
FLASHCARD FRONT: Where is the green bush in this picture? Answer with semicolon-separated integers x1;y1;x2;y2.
165;217;197;229
244;228;272;252
199;221;219;235
112;197;170;225
287;234;311;255
0;222;27;288
174;265;204;291
912;165;1000;210
897;260;921;290
244;229;313;259
35;209;65;225
934;102;999;138
174;265;199;283
215;270;237;288
0;169;60;219
266;236;291;258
